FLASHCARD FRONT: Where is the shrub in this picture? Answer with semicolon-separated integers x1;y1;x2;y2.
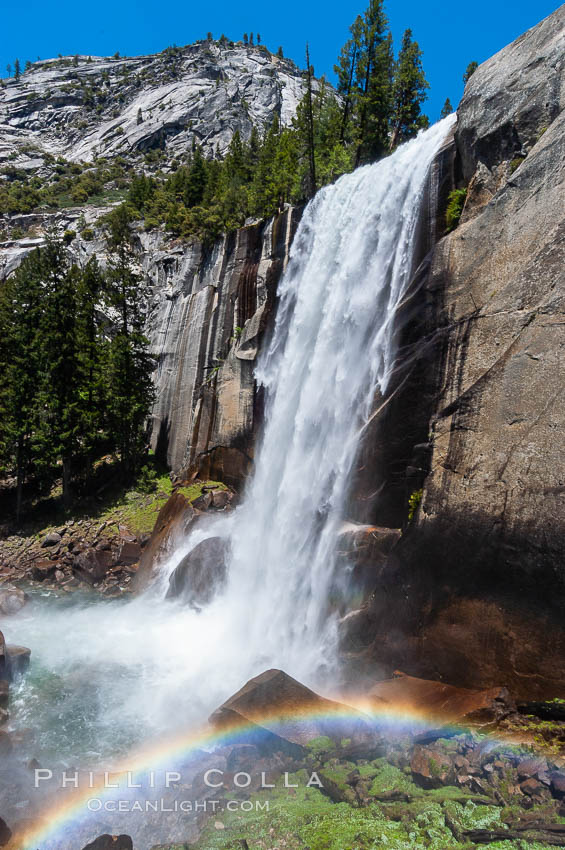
63;229;76;244
81;227;94;241
509;155;526;173
445;188;467;232
408;488;423;521
137;464;158;493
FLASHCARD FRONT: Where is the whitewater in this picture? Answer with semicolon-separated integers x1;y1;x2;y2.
10;115;456;767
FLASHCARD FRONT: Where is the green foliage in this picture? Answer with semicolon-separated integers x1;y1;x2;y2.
0;157;131;215
389;29;429;149
463;61;478;85
445;188;467;232
136;463;158;493
509;155;526;173
0;233;154;515
408;487;423;521
440;97;454;119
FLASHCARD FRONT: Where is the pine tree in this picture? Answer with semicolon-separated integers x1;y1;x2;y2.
257;33;261;45
0;248;44;518
249;33;254;45
304;44;317;197
243;33;249;45
389;29;429;150
104;210;155;477
354;0;393;164
14;59;21;80
184;145;208;207
334;16;362;141
440;97;453;119
6;63;12;78
34;241;83;507
463;61;478;85
277;46;284;59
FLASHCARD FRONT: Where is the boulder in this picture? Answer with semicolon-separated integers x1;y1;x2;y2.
211;489;230;509
116;541;141;566
368;672;515;726
6;646;31;678
73;549;113;584
551;771;565;799
0;587;27;615
81;837;133;850
411;744;455;789
133;491;196;590
210;668;378;754
31;559;58;581
166;537;229;608
40;532;61;548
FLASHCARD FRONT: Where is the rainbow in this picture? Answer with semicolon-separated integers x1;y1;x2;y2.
12;698;534;849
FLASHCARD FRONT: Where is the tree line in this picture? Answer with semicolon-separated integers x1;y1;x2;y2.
0;215;154;518
109;0;432;244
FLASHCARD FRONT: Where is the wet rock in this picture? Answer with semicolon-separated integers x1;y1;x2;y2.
211;489;230;509
6;645;31;678
336;522;401;593
41;532;61;547
410;744;454;789
521;777;545;797
81;836;133;850
210;668;378;752
0;731;12;756
0;632;5;681
368;673;515;725
226;744;261;772
517;756;549;780
133;491;196;590
31;559;58;581
0;817;11;847
166;536;229;608
0;586;27;615
0;709;8;726
116;540;141;565
192;490;212;511
73;549;113;583
318;768;358;805
551;771;565;799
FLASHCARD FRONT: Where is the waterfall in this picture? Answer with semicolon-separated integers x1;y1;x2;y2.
11;116;456;761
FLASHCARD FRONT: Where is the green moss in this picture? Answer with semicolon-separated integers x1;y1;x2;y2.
306;735;336;756
445;188;467;232
509;155;526;173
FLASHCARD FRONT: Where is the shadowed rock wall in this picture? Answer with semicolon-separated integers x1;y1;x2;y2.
346;6;565;699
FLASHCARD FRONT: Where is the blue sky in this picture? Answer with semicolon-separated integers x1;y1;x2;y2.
0;0;562;120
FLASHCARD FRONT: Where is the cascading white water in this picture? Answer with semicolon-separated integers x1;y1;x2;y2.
11;116;456;763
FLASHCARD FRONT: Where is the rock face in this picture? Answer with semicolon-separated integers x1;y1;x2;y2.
368;672;515;726
0;42;319;167
210;668;376;749
349;6;565;699
145;206;301;479
166;536;229;608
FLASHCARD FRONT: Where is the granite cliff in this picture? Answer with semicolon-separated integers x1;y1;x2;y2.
0;40;310;167
345;5;565;699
